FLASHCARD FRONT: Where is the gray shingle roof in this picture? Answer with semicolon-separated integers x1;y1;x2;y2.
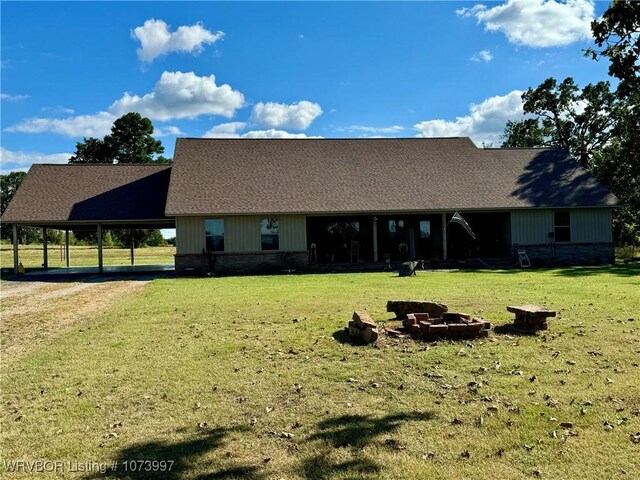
165;138;617;215
2;164;172;225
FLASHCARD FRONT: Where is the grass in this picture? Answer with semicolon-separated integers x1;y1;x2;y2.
1;266;639;479
0;244;175;270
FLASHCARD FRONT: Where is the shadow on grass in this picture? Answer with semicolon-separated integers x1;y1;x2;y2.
493;324;538;337
551;264;639;277
83;425;265;480
299;411;433;479
440;264;639;277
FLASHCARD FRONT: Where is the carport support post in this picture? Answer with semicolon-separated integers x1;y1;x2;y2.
97;225;103;274
65;229;70;267
130;229;135;266
441;213;448;261
12;224;19;274
372;217;378;262
42;227;48;269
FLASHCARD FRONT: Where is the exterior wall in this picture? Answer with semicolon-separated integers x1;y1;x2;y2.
174;214;308;275
176;216;206;254
511;208;614;265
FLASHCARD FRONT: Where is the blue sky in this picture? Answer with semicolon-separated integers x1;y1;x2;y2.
1;0;611;174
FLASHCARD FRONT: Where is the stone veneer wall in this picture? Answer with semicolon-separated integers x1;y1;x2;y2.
175;251;309;276
515;243;614;266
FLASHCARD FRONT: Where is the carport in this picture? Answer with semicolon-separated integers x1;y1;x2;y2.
2;164;174;275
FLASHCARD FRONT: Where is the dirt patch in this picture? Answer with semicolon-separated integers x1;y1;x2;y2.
1;277;150;363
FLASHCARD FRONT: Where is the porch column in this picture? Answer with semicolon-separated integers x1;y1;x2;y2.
12;224;19;274
97;225;103;274
441;213;448;260
130;229;135;266
65;230;71;267
43;227;48;269
372;217;379;262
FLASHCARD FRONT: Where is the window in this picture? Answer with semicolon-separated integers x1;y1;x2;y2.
419;220;431;239
554;211;571;242
205;219;224;252
389;220;404;234
261;218;279;250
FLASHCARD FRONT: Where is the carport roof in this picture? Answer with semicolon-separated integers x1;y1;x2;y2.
2;164;173;228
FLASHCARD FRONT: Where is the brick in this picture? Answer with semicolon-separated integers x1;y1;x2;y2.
353;311;376;329
386;300;448;319
447;324;468;336
428;324;448;337
361;327;379;344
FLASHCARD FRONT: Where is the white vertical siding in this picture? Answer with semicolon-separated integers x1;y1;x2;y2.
176;216;205;254
511;208;613;245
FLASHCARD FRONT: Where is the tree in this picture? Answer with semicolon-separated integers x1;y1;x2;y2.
69;137;112;163
586;0;640;97
501;78;618;168
69;112;168;164
0;171;40;242
105;113;165;164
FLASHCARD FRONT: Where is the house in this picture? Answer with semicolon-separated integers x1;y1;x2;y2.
2;137;618;275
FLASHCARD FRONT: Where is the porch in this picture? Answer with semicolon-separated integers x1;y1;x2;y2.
305;212;512;267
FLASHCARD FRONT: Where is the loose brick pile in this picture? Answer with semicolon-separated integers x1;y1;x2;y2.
403;312;490;340
507;305;556;331
347;311;379;344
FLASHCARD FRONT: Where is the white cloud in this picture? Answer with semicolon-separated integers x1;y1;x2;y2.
241;129;321;139
6;111;116;137
41;106;75;115
457;0;594;47
471;50;493;62
1;93;29;102
110;71;244;121
337;125;405;135
414;90;525;146
8;71;245;136
0;147;71;174
203;122;321;139
132;19;224;63
203;122;246;138
249;101;322;130
154;125;185;137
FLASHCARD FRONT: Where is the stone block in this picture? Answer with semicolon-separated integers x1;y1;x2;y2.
361;327;379;344
387;300;448;319
428;324;448;337
446;323;468;337
353;311;376;329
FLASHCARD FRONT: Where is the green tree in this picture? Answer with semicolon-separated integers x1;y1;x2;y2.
69;112;169;164
586;0;640;97
69;137;112;163
501;78;618;168
0;171;40;242
105;113;165;164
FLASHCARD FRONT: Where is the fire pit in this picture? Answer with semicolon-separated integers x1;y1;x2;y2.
402;312;490;340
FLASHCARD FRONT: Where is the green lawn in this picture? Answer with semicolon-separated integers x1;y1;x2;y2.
0;244;175;270
1;267;639;479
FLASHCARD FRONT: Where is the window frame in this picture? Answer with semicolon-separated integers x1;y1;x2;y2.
260;217;280;251
204;218;225;252
553;211;571;243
